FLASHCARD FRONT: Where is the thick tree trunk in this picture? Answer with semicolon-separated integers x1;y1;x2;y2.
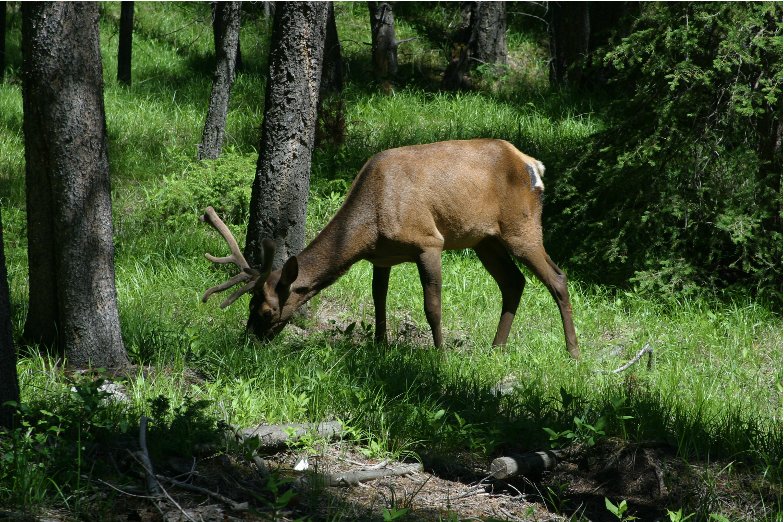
245;2;328;272
0;1;6;83
117;1;134;85
442;2;508;90
315;2;345;148
368;2;397;90
0;208;19;430
199;1;241;160
21;2;128;369
472;1;507;67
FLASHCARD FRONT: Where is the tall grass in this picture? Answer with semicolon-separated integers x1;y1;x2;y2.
0;1;780;514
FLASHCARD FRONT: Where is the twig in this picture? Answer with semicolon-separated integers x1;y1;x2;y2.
137;416;161;496
595;343;654;374
440;483;488;502
94;478;159;499
156;474;249;512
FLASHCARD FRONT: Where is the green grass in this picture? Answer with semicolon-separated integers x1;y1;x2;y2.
0;1;781;517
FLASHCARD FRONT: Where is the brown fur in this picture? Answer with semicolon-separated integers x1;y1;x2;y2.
206;139;579;358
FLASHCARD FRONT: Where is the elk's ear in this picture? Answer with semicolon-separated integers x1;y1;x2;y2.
279;256;299;287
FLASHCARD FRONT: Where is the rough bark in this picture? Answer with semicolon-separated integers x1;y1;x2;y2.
117;1;134;85
442;2;508;90
0;208;19;430
199;1;241;160
315;2;345;148
211;1;242;74
472;1;507;67
368;2;397;90
245;2;328;272
21;2;128;369
0;1;6;83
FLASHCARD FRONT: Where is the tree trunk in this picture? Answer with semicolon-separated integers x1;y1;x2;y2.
442;2;508;90
0;1;6;83
442;2;474;90
199;1;241;160
548;1;591;87
211;2;242;74
0;208;19;430
315;2;345;148
245;2;328;273
472;1;507;67
117;1;134;85
368;2;397;90
21;2;128;369
548;2;633;88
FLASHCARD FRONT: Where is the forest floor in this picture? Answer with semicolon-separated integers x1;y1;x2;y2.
7;407;777;522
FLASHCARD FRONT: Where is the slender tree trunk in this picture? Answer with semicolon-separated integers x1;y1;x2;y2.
117;1;134;85
21;2;128;369
315;2;345;148
368;2;397;91
0;208;19;430
245;2;328;273
199;1;241;160
0;1;6;83
211;2;242;73
442;2;475;90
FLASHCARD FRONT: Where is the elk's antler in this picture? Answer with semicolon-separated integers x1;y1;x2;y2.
201;206;274;308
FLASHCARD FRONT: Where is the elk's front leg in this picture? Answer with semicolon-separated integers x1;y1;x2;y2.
372;265;391;344
416;250;443;348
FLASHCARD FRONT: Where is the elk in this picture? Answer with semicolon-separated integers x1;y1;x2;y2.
201;139;579;358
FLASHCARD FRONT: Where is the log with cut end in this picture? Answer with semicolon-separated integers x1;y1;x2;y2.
239;420;343;448
489;450;561;479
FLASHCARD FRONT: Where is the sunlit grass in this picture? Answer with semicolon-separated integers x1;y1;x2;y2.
0;1;780;514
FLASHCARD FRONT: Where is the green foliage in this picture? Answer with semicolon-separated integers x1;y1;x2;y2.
605;498;636;521
144;152;256;228
550;3;782;303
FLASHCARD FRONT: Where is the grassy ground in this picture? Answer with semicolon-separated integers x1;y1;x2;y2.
0;3;781;520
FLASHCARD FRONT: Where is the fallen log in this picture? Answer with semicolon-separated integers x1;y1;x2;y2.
238;420;343;449
322;462;423;486
489;450;562;480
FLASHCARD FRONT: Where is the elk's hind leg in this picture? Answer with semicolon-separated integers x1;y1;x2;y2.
474;238;525;347
372;265;391;344
505;240;579;359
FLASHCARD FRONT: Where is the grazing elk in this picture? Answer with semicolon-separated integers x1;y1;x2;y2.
201;139;579;358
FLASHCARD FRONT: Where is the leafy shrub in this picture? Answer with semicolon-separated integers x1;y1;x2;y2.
547;3;782;304
145;152;256;228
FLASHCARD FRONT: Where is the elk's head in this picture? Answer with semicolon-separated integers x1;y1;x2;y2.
200;206;298;342
245;255;299;341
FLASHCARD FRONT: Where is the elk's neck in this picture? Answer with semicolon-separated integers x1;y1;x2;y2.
289;211;372;305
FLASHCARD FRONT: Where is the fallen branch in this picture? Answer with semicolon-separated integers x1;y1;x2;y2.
137;415;161;496
156;474;249;512
489;450;562;480
321;462;423;487
238;420;343;449
595;343;654;374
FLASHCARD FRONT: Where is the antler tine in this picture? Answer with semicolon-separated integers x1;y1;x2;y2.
201;206;250;271
201;206;262;306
